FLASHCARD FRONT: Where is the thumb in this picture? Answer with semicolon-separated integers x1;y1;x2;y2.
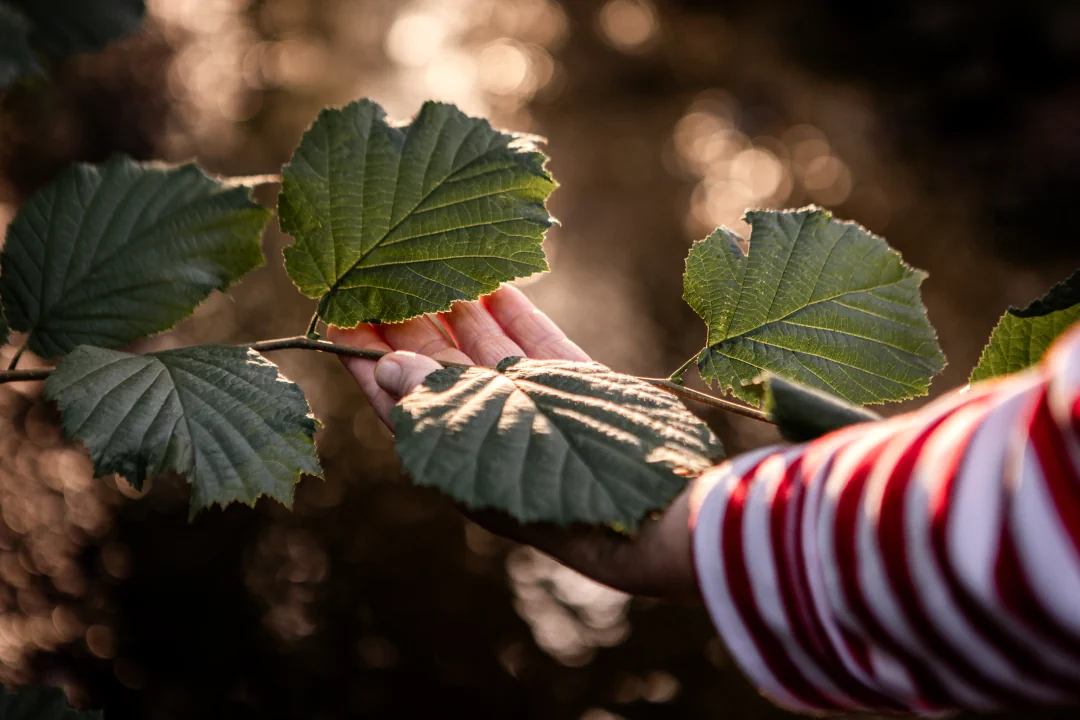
374;351;443;399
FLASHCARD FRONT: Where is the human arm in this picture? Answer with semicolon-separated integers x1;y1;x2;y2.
690;322;1080;714
332;287;1080;714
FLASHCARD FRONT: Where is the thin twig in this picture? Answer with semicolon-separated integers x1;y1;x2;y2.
642;378;771;423
246;336;474;368
0;336;773;424
7;343;27;371
0;368;51;384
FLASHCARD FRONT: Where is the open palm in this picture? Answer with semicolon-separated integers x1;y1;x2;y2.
329;285;700;602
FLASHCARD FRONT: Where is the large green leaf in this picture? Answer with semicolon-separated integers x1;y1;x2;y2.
279;99;555;327
761;374;881;443
0;4;40;90
0;156;270;358
970;269;1080;382
392;357;721;529
682;207;945;405
7;0;144;56
0;684;100;719
45;344;322;517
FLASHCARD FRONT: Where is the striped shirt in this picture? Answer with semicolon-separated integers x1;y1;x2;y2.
689;322;1080;714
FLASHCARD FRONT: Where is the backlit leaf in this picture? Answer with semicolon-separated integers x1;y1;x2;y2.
279;99;555;327
683;207;945;405
0;684;101;719
760;374;881;443
0;156;271;358
970;269;1080;382
45;344;322;517
392;357;721;529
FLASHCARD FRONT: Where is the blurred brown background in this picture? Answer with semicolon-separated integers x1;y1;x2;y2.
0;1;1079;718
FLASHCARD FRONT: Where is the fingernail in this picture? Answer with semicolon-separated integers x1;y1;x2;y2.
374;356;403;396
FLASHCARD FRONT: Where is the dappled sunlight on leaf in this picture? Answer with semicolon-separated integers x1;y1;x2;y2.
392;357;721;528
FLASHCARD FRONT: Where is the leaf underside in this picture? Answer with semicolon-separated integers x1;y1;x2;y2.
970;269;1080;382
0;155;271;358
683;207;945;405
0;683;101;720
279;99;555;327
45;344;322;517
392;357;722;529
761;374;882;443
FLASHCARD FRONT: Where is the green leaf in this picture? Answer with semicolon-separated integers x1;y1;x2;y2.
761;374;881;443
279;99;555;327
970;269;1080;382
7;0;144;57
0;684;101;719
45;344;322;517
0;156;271;358
0;4;41;91
391;357;722;529
683;207;945;405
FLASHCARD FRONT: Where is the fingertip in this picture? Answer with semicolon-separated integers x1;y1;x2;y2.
483;285;589;361
482;283;528;307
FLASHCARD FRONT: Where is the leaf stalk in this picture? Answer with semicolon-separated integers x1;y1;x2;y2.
641;378;770;423
304;312;321;339
7;343;27;371
668;354;699;384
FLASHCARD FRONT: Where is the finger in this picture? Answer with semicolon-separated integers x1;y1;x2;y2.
374;351;443;400
327;324;397;425
481;285;590;361
379;315;473;365
438;300;525;367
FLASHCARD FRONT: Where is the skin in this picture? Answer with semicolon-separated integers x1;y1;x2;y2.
328;285;705;603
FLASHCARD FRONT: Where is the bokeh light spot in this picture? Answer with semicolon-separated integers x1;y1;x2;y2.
598;0;658;53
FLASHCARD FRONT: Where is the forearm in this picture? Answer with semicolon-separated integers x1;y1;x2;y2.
468;490;699;602
690;325;1080;714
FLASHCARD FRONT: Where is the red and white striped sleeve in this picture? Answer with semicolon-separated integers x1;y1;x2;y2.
689;321;1080;715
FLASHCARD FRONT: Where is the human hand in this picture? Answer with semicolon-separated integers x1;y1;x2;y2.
328;285;701;603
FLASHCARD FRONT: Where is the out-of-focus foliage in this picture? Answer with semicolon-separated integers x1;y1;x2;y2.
393;357;721;529
0;683;100;719
971;270;1080;382
280;99;555;327
0;5;40;89
0;0;144;90
0;157;269;358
